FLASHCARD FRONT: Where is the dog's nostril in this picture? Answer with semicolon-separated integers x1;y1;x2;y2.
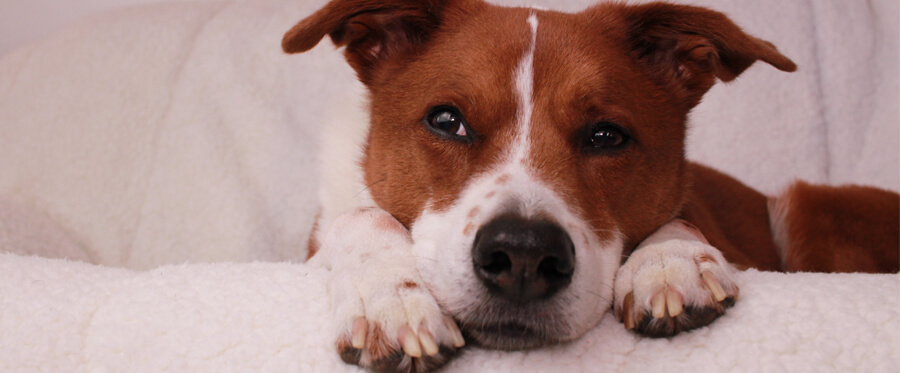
481;251;512;275
537;255;573;282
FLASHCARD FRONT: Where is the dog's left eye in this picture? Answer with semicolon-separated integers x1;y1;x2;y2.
423;106;472;142
584;122;631;153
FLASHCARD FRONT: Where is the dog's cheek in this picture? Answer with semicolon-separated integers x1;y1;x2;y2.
362;117;480;229
572;150;688;251
361;127;428;227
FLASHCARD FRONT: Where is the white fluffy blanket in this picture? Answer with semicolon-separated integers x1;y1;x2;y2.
0;0;897;371
2;253;897;372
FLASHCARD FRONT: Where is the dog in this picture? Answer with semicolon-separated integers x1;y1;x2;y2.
281;0;900;371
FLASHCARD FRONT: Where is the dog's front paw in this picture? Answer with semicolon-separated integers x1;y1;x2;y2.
613;223;739;337
332;276;465;372
324;208;465;372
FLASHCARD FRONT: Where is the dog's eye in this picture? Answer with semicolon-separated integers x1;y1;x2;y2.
424;106;472;142
585;122;631;153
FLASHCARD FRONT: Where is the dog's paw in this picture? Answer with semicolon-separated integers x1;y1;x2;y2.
613;233;739;337
331;275;465;372
324;208;465;372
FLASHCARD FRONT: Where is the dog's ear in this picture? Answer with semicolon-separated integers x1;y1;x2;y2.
282;0;465;85
615;3;797;107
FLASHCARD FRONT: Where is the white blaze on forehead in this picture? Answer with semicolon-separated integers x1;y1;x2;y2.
511;12;539;164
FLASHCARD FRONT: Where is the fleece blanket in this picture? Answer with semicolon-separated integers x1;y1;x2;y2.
1;253;897;372
0;0;897;371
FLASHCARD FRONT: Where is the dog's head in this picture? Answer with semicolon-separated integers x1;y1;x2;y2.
284;0;795;350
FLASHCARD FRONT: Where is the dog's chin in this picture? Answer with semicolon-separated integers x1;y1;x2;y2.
464;322;563;350
457;303;572;351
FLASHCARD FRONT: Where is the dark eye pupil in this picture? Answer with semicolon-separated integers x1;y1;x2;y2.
433;111;459;132
424;106;471;142
592;128;623;147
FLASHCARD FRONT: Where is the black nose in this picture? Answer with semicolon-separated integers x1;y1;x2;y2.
472;215;575;302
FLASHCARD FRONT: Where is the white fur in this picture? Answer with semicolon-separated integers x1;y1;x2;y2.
317;207;459;366
614;221;739;318
411;163;624;341
312;81;377;246
510;13;539;163
767;190;793;267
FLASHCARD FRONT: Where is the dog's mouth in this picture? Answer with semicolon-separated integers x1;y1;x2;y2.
458;307;570;350
462;321;565;350
464;322;553;350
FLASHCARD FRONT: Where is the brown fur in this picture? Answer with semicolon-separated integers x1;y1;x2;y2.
355;2;801;252
285;0;896;285
770;181;899;272
681;166;900;273
681;163;784;271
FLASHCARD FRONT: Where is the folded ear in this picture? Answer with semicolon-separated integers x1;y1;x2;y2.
282;0;460;85
616;3;797;107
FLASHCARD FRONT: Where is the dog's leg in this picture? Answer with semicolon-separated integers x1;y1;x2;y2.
769;181;900;273
310;207;465;372
613;219;739;337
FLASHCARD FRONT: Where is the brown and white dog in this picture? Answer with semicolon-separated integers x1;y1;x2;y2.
282;0;900;371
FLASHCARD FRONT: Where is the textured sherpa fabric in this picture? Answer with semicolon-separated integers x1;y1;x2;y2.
0;254;897;372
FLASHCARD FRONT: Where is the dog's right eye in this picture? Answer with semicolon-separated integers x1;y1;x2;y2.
423;106;473;143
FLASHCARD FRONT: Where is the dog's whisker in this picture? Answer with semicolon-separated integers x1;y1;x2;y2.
353;178;387;198
411;255;439;263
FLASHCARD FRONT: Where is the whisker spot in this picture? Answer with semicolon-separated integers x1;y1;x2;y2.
468;207;481;219
463;222;475;236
